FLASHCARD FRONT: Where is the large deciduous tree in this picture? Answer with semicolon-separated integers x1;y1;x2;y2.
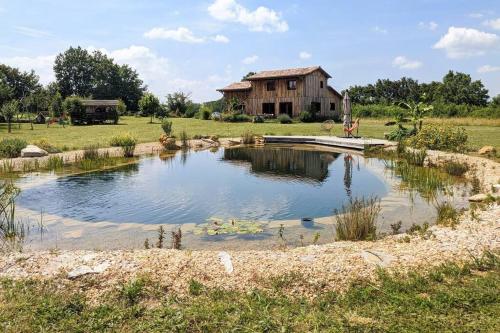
0;64;41;102
440;71;489;106
165;92;192;116
53;47;146;111
1;100;19;133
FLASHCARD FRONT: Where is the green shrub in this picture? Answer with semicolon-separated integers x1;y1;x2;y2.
253;115;264;123
385;126;415;141
32;139;61;154
299;111;313;123
120;279;145;305
334;197;380;241
180;130;189;148
0;139;27;158
161;119;173;136
116;99;127;115
110;134;137;157
406;124;468;152
277;114;292;124
222;113;251;122
199;105;212;120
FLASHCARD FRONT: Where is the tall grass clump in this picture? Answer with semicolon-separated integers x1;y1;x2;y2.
435;201;459;227
76;146;117;171
241;131;255;144
443;160;469;177
161;119;173;136
45;156;64;171
402;149;427;166
334;197;380;241
0;139;27;158
0;183;25;250
110;134;137;157
180;130;189;148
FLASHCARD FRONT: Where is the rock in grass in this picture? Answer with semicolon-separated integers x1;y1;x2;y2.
478;146;495;155
468;194;489;202
21;145;48;157
218;251;233;274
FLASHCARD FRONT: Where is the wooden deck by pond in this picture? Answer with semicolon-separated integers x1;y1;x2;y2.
263;136;392;150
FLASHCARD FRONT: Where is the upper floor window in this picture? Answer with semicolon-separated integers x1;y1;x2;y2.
320;81;324;88
266;81;276;91
330;103;336;111
287;80;297;90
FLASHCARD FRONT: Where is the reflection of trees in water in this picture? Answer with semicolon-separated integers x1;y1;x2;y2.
223;147;339;182
65;163;140;185
343;154;353;198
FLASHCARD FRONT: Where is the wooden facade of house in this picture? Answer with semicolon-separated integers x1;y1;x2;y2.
217;66;342;118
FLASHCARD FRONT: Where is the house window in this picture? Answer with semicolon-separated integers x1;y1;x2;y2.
279;102;293;117
287;80;297;90
330;103;336;111
311;102;321;113
266;81;276;91
320;81;324;88
262;103;275;115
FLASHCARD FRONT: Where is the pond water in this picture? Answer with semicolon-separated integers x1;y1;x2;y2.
14;144;469;250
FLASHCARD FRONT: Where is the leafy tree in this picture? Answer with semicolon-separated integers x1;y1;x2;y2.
50;92;64;118
63;97;85;125
1;100;19;133
242;72;256;81
0;78;13;107
440;71;489;106
116;99;127;115
54;47;146;110
0;64;41;100
492;94;500;107
395;96;433;131
54;47;94;97
139;93;162;123
165;92;192;116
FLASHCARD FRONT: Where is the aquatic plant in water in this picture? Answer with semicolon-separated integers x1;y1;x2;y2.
194;217;264;236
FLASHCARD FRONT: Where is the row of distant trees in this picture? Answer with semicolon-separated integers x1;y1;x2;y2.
345;71;498;107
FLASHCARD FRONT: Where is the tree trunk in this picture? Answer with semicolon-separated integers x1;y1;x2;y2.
8;120;11;133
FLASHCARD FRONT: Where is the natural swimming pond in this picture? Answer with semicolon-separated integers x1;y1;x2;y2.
14;145;469;250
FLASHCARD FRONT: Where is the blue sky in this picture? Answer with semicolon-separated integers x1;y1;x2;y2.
1;0;499;102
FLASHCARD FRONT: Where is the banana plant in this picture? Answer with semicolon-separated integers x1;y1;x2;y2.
395;95;433;131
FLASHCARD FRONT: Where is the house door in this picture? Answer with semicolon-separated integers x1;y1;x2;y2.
262;103;275;115
279;102;293;117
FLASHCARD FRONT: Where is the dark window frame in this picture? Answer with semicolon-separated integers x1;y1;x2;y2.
262;103;275;115
330;103;336;111
320;81;324;89
266;80;276;91
287;79;297;90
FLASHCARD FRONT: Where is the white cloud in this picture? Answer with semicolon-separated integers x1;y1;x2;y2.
392;56;423;70
469;13;484;19
299;51;312;60
483;18;500;30
143;27;205;43
418;21;438;31
208;0;288;33
0;54;55;84
14;26;52;38
242;55;259;64
372;26;388;34
478;65;500;73
212;34;230;43
433;27;499;58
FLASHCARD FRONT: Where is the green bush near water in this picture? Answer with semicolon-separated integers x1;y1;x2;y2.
110;134;137;157
0;139;27;158
406;124;468;152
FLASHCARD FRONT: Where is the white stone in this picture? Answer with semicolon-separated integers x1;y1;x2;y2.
21;145;48;158
468;194;489;202
218;251;233;274
67;261;110;279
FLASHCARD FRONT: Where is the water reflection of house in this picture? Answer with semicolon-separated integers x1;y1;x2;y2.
223;147;339;182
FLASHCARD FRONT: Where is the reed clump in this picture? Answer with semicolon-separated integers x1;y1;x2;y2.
241;131;255;144
334;197;380;241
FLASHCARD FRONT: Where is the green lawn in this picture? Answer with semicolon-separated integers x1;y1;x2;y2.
0;254;498;332
1;116;499;151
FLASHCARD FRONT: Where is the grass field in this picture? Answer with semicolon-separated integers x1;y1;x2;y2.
1;116;499;151
0;253;498;332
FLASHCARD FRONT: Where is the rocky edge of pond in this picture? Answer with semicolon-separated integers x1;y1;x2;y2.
0;143;499;299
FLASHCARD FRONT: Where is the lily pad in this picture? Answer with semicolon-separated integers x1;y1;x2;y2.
194;217;265;236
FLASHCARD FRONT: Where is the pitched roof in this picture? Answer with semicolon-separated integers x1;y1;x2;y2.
246;66;331;80
328;86;342;98
217;81;252;92
81;100;120;106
